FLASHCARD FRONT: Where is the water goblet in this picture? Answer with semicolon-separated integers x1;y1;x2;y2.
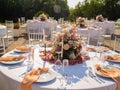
54;51;62;68
63;59;69;67
54;51;65;89
62;59;69;87
27;53;34;72
54;51;62;71
26;46;34;72
97;38;104;63
62;59;69;75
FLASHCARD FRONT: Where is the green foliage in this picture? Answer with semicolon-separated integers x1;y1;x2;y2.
69;0;120;21
0;0;69;22
0;0;119;22
34;11;49;17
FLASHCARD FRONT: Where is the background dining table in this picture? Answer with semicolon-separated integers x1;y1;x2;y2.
26;20;57;33
0;45;118;90
77;27;102;39
87;21;115;35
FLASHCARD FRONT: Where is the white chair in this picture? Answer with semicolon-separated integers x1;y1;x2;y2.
39;22;51;41
21;17;26;25
0;37;6;55
113;35;120;51
28;27;43;45
78;29;90;45
18;18;27;36
95;22;113;47
3;20;14;46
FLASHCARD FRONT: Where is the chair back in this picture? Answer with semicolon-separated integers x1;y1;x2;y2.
5;20;14;45
0;38;5;55
39;22;51;41
21;17;25;25
28;27;42;45
5;20;14;37
78;29;90;45
114;35;120;51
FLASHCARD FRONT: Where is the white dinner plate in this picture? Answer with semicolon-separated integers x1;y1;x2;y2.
95;69;110;78
21;70;56;83
0;58;25;64
14;49;28;53
36;70;56;83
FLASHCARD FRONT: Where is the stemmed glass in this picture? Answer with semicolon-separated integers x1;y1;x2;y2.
97;38;104;63
63;59;69;74
90;37;103;59
27;46;34;72
54;51;62;67
19;47;34;77
54;51;65;89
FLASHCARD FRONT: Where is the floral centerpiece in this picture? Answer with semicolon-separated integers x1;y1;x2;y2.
51;28;83;65
39;28;90;65
39;13;47;21
96;14;104;22
76;17;86;28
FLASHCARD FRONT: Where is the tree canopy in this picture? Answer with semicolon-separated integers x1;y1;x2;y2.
0;0;69;22
69;0;120;21
0;0;119;22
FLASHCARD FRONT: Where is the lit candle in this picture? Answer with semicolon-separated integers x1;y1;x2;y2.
43;29;46;56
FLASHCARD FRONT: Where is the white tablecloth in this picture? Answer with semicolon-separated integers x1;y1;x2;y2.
56;26;103;39
78;27;102;39
0;25;7;37
0;45;117;90
87;21;115;35
26;20;57;35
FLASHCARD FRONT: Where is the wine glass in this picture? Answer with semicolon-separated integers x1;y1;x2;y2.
62;59;69;87
97;38;104;63
19;49;34;78
54;51;66;89
62;59;69;75
54;51;62;67
63;59;69;68
27;54;34;71
27;47;34;72
89;41;100;62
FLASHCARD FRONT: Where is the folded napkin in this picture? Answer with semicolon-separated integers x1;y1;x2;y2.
16;46;29;51
0;55;25;61
86;47;110;52
95;64;120;90
104;55;120;61
101;47;110;51
86;47;96;52
21;67;49;90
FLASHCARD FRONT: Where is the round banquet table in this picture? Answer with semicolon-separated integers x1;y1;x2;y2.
87;21;115;35
56;26;103;39
26;20;57;33
0;25;7;37
78;27;102;39
0;45;117;90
